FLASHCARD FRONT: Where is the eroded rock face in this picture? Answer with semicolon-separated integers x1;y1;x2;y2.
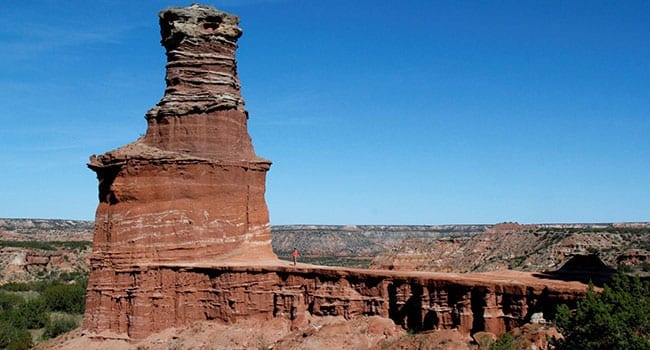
86;4;275;269
143;5;252;159
82;264;586;341
84;4;276;334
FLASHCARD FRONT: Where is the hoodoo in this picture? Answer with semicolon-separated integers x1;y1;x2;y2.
86;4;275;267
84;4;276;338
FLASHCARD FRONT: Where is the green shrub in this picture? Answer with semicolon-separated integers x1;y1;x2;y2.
58;271;88;286
0;282;31;292
0;291;24;311
0;240;92;251
6;329;32;350
641;262;650;273
43;282;86;314
0;319;13;348
7;297;49;329
0;320;32;350
43;314;79;339
490;333;517;350
555;273;650;350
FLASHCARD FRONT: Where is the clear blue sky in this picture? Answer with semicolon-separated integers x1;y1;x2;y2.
1;1;648;224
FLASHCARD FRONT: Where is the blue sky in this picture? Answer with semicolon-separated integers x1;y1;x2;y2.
0;1;648;224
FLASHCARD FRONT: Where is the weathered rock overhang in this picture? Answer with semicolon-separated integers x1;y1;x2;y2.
88;140;271;172
85;140;275;267
82;263;587;341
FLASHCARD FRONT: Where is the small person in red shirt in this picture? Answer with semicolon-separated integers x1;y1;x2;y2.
292;247;298;266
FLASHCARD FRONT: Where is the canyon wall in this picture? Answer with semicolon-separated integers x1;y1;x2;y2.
83;264;585;340
371;223;650;275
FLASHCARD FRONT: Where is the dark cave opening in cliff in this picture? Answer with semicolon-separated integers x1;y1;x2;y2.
388;283;425;332
470;288;487;333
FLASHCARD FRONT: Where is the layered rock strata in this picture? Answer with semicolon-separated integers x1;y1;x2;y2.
84;4;276;335
86;4;274;269
143;5;252;159
83;264;586;340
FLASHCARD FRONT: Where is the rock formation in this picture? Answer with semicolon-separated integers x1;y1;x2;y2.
86;4;275;267
82;4;590;343
82;263;586;341
84;4;275;336
370;223;650;275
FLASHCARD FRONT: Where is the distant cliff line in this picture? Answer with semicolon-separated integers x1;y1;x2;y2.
3;218;648;272
2;218;648;230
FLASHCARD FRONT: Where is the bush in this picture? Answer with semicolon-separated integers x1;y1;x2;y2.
43;282;86;314
641;262;650;273
0;291;24;311
43;314;79;339
6;329;32;350
0;319;14;348
58;271;88;287
490;333;517;350
0;282;31;292
0;320;32;350
0;240;92;251
7;297;49;329
555;273;650;350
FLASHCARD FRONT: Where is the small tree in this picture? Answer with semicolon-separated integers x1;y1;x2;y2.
0;291;24;311
6;329;32;350
0;320;32;350
555;273;650;350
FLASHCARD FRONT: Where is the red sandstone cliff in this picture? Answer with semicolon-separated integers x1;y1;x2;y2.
82;262;586;342
86;4;275;267
84;4;277;338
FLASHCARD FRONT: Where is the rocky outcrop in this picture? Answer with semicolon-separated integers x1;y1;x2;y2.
0;247;90;284
142;5;252;159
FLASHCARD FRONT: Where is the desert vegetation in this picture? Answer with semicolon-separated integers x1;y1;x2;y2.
555;273;650;350
0;271;87;349
0;241;91;251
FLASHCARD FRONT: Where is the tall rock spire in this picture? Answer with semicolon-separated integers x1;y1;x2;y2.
84;5;276;337
143;5;255;159
86;3;274;276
